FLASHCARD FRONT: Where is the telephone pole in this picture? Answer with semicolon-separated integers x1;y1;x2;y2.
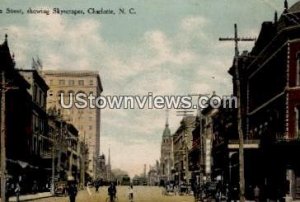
219;24;255;202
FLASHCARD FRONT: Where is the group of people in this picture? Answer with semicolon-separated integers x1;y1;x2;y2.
107;182;135;202
67;181;135;202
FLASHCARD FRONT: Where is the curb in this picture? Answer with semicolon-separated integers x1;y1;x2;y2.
9;192;52;202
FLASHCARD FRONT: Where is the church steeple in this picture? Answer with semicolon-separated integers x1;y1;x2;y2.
165;109;169;127
163;109;171;137
108;147;111;166
284;0;288;10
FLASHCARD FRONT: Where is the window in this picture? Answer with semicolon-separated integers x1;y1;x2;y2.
89;80;93;86
297;53;300;86
33;85;37;102
40;140;43;155
69;80;75;86
78;80;84;86
59;80;65;85
49;80;53;85
33;136;37;154
89;125;93;130
39;90;43;106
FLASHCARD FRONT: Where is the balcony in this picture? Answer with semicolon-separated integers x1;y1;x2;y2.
228;139;260;149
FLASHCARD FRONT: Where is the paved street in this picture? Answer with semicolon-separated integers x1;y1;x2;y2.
33;186;194;202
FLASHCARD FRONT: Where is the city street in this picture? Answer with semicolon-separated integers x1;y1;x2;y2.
33;186;194;202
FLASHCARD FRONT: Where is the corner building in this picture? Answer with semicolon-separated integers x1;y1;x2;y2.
229;2;300;200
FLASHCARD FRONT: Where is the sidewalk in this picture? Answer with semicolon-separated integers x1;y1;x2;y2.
8;192;52;202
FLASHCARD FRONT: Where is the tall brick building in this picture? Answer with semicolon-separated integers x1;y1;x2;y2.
229;1;300;199
42;70;103;179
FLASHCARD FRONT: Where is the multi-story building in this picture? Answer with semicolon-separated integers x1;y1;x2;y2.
42;70;103;179
18;67;51;191
189;98;238;195
148;163;160;186
159;119;173;185
173;116;196;184
18;68;49;157
227;1;300;200
0;35;35;193
97;154;107;181
47;111;81;182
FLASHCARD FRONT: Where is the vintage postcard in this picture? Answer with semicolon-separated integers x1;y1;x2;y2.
0;0;300;201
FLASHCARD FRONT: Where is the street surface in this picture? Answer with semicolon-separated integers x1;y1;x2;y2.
33;186;194;202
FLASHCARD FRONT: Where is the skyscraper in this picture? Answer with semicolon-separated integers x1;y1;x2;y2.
42;70;103;179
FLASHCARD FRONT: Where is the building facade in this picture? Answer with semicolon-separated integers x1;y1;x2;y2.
0;36;36;194
173;116;196;185
227;1;300;199
159;120;173;185
42;70;103;179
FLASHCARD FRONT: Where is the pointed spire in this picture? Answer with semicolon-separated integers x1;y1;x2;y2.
108;147;111;166
4;34;7;43
165;109;169;127
274;11;278;24
284;0;288;10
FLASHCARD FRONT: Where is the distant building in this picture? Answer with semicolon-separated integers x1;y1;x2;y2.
148;163;159;186
159;117;173;185
47;112;81;183
173;116;196;184
42;70;103;179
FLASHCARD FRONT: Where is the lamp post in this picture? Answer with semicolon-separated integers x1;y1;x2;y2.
50;114;65;195
51;133;56;195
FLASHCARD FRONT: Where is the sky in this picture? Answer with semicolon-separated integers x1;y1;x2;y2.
0;0;298;177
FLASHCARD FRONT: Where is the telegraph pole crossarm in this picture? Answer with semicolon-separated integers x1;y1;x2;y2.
219;23;255;202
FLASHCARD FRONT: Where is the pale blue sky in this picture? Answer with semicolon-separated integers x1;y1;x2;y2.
0;0;298;177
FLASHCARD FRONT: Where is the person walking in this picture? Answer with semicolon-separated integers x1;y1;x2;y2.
15;182;21;202
108;182;117;202
254;185;260;202
95;181;100;193
67;181;78;202
128;185;134;201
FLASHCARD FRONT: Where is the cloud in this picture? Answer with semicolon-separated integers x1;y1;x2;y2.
180;16;208;32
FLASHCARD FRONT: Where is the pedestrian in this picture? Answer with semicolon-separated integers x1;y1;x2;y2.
128;185;134;201
95;181;100;192
32;180;38;194
67;181;78;202
108;182;117;202
15;182;21;202
254;185;260;202
174;184;179;195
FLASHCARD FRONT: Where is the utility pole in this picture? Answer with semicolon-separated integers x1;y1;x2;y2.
219;24;255;202
188;93;208;186
51;134;56;195
1;71;6;202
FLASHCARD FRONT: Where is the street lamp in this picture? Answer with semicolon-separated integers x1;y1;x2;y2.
50;114;66;195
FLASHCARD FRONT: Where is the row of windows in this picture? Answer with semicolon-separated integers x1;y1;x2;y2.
49;79;94;86
48;90;95;97
77;125;94;130
33;84;46;108
33;114;45;132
